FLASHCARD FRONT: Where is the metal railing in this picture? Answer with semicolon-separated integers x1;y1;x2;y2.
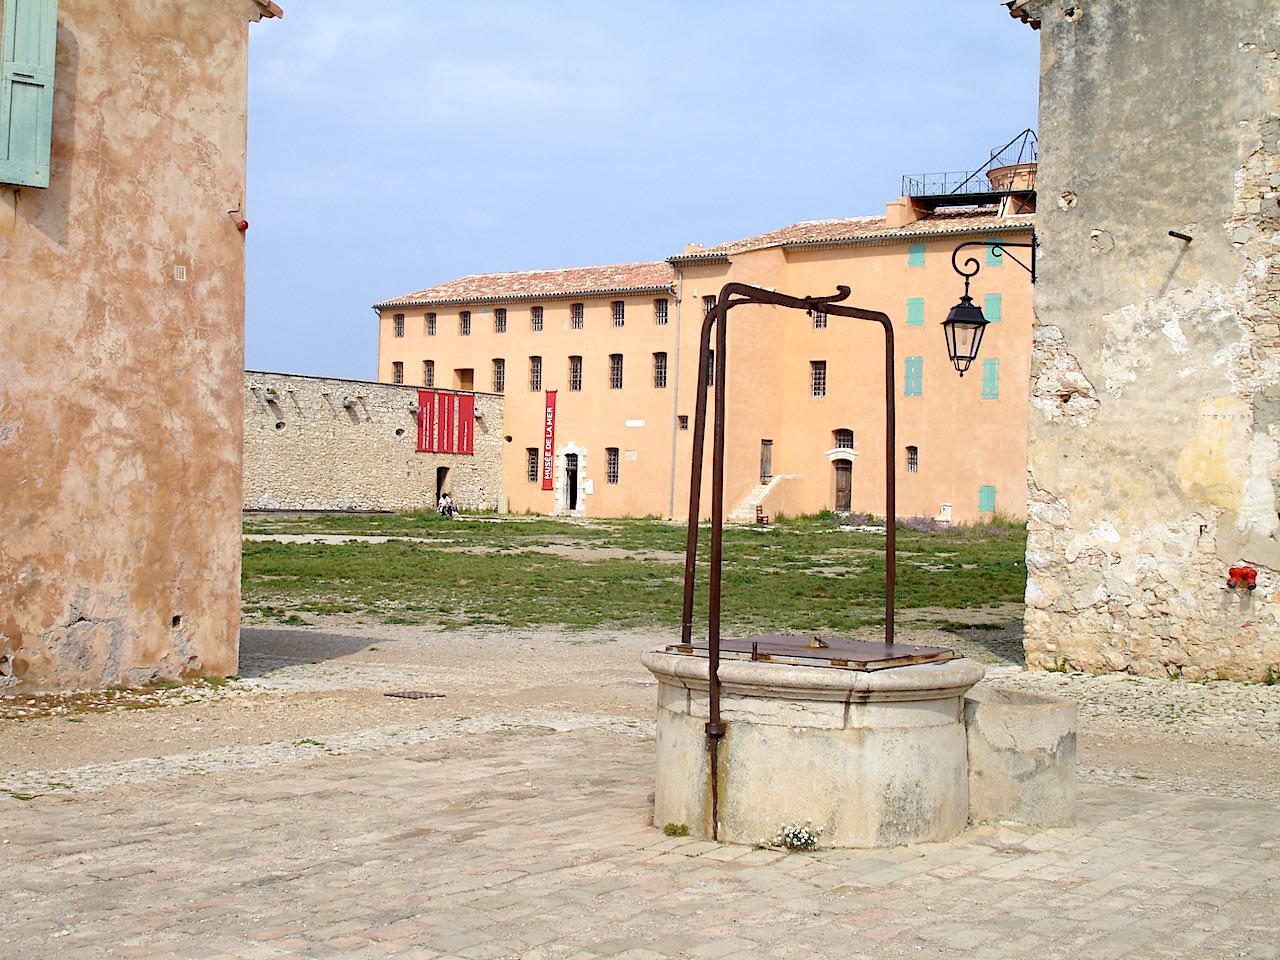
902;128;1037;198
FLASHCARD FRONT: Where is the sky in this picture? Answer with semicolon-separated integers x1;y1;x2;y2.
244;1;1040;381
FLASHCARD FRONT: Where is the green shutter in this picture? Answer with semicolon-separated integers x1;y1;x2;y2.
1;0;58;188
979;485;996;513
981;358;1000;399
904;356;923;397
983;292;1002;323
985;238;1002;267
906;296;924;327
907;243;925;267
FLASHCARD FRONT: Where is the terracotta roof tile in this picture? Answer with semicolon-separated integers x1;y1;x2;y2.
376;261;673;309
669;208;1036;262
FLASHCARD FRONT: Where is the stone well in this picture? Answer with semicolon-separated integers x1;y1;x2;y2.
641;649;986;848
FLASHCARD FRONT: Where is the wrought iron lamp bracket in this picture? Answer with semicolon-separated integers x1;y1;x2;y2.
950;235;1037;297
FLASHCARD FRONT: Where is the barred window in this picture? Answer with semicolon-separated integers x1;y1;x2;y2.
813;310;827;329
460;311;471;336
527;448;539;483
606;447;620;484
612;301;625;327
494;308;507;333
529;356;542;391
811;360;827;398
569;355;583;392
678;415;689;431
703;294;717;316
571;303;584;329
834;428;853;449
653;352;668;389
531;306;544;332
393;313;405;338
392;361;404;384
654;298;669;325
609;354;623;390
907;445;919;473
423;360;434;387
426;313;437;337
492;358;505;393
706;349;715;387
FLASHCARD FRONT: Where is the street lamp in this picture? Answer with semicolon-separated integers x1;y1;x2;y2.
944;233;1037;375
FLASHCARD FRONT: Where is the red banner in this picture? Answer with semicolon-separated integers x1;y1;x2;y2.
438;391;454;453
541;390;557;490
416;390;435;452
457;394;475;455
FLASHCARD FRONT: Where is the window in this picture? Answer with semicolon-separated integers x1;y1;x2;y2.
811;361;827;398
494;308;507;333
979;484;997;513
393;313;405;338
703;294;717;316
984;293;1002;323
0;0;56;189
706;350;715;387
834;428;853;450
907;243;926;267
426;313;437;336
610;354;623;390
981;358;1000;400
813;310;827;329
460;311;471;336
678;416;689;431
907;445;919;473
985;238;1003;267
904;356;923;397
571;303;584;329
527;448;539;483
612;301;625;327
531;306;544;332
529;356;542;391
655;298;669;325
569;355;583;391
653;352;668;389
606;447;620;484
492;358;505;393
391;361;404;384
906;297;925;328
423;360;434;387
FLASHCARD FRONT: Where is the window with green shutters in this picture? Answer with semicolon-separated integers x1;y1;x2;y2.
981;358;1000;399
983;292;1002;323
985;238;1002;267
1;0;58;188
906;297;924;327
979;485;996;513
907;243;925;267
904;356;923;397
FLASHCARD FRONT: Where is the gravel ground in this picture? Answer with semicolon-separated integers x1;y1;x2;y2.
2;620;1278;803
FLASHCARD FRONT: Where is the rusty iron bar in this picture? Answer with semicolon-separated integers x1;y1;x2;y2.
679;282;896;841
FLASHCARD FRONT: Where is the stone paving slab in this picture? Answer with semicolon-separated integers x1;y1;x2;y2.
1;726;1277;960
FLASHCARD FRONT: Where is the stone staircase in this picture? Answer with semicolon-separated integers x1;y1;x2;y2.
728;475;798;522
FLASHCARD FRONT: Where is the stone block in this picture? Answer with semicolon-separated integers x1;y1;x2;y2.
964;685;1078;828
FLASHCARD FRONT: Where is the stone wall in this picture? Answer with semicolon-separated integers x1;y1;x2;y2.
244;372;504;513
1019;0;1280;679
0;1;274;692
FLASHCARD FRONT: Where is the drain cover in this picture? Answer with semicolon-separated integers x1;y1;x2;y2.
384;690;446;700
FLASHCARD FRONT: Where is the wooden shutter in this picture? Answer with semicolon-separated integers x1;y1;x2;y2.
904;357;923;397
981;358;1000;399
1;0;58;188
985;238;1002;267
983;293;1002;323
906;297;925;327
979;485;996;513
907;243;925;267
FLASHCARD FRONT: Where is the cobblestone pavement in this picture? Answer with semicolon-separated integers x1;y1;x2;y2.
1;625;1278;959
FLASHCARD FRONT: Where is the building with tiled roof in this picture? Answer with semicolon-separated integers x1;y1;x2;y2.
374;181;1035;523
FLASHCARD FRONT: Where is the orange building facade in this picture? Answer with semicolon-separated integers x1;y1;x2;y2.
375;201;1034;524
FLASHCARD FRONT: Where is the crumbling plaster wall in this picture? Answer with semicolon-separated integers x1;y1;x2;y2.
243;373;504;513
1022;0;1280;679
0;1;269;691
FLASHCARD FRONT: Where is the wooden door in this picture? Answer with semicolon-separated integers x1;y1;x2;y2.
835;460;852;512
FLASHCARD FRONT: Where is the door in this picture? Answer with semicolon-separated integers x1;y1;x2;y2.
759;440;773;484
436;466;450;503
565;453;579;511
834;461;852;512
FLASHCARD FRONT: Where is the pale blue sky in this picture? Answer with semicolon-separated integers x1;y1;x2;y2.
245;1;1040;380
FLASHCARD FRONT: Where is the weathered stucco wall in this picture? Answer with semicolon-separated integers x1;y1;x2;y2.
1022;0;1280;679
243;372;504;513
0;1;272;691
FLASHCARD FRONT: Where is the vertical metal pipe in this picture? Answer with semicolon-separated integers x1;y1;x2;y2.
706;305;730;840
882;318;896;646
680;311;718;648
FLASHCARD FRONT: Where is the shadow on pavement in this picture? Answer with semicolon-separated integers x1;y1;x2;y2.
236;626;378;679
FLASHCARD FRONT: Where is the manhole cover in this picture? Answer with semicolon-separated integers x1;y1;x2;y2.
384;690;446;700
